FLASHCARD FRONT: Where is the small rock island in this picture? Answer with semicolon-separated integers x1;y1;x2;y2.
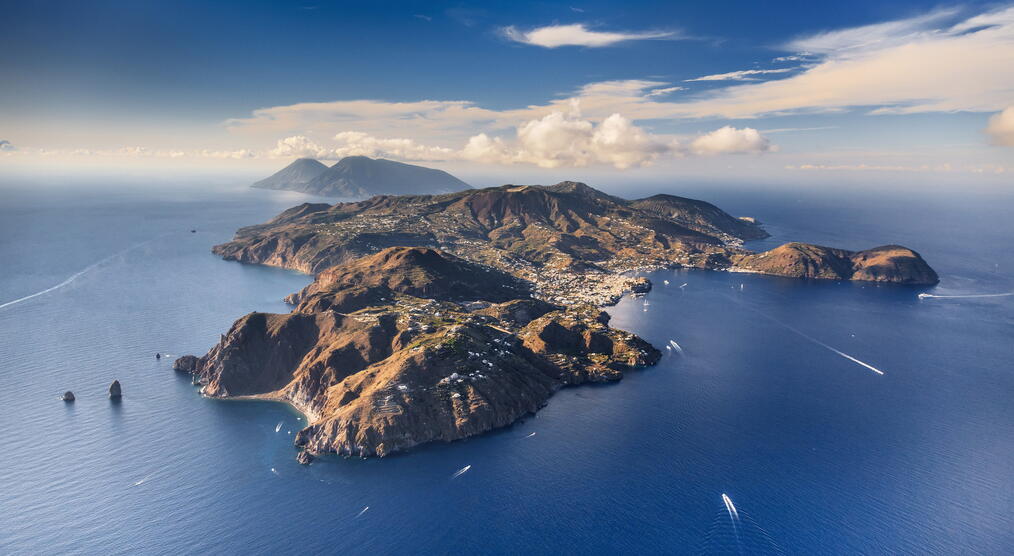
178;181;937;461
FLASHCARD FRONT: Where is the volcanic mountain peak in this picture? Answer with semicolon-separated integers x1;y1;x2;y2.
252;158;329;191
253;156;471;198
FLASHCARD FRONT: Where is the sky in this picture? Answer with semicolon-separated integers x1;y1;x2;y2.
1;0;1013;187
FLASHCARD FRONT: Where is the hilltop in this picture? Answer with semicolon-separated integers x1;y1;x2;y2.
214;181;771;304
252;156;471;198
731;242;939;284
176;246;658;461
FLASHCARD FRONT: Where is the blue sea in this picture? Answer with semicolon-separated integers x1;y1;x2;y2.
1;178;1011;554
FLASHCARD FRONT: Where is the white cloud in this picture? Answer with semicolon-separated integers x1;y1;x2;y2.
0;140;15;152
690;126;775;155
331;131;456;160
458;110;685;168
226;99;500;139
685;68;795;82
501;111;677;168
646;86;686;97
268;135;336;159
784;8;957;54
316;111;683;169
673;6;1014;117
502;23;674;48
986;106;1014;146
42;5;995;172
772;54;814;62
227;5;1014;142
228;6;1014;142
275;112;773;169
590;113;678;168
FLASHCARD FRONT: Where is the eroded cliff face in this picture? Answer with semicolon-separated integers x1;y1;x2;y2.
731;243;939;284
178;247;660;460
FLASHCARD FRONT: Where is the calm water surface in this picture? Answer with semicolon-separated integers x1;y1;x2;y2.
0;180;1011;554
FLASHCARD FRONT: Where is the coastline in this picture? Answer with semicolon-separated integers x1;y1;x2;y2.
203;390;316;423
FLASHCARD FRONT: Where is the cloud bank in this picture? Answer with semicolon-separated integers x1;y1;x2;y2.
266;111;774;169
503;23;674;48
986;106;1014;147
13;5;1013;174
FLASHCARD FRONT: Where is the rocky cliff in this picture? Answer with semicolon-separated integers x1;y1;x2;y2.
177;247;659;460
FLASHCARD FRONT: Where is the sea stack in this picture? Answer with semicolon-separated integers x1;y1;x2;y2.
173;355;198;373
62;391;75;402
108;380;122;399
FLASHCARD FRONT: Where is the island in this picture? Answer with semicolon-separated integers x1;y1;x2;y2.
252;156;472;198
177;181;937;462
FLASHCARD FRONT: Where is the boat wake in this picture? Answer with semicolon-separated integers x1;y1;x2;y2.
730;297;885;376
697;494;785;555
669;339;685;355
451;465;471;479
275;421;283;433
0;232;172;311
722;493;739;521
918;292;1012;300
525;432;537;438
133;474;155;486
355;506;370;518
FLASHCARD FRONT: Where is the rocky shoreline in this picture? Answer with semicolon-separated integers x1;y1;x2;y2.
177;247;659;461
178;181;937;462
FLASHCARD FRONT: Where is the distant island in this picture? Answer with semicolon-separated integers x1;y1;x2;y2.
252;156;471;198
178;181;937;462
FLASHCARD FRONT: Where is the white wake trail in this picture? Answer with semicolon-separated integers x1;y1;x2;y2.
918;292;1013;299
451;465;471;479
778;323;885;375
0;233;171;311
722;493;739;521
355;506;370;518
722;493;743;552
730;296;885;376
